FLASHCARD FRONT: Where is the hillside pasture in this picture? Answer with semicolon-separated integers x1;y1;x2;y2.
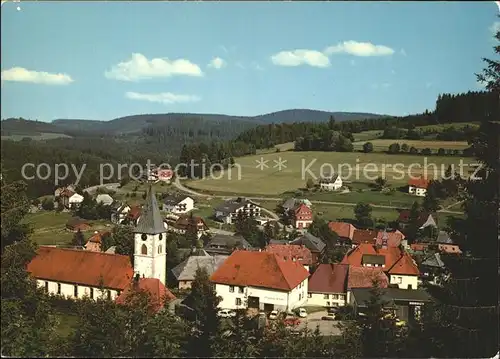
1;132;72;141
353;130;383;142
186;151;473;196
353;139;469;152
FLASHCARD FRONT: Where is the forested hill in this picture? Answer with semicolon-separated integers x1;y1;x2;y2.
236;90;497;149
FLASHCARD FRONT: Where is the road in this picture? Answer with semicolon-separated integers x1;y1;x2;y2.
297;311;342;336
173;178;463;214
83;182;121;195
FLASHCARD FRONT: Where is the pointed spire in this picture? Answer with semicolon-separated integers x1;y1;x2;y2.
134;185;165;234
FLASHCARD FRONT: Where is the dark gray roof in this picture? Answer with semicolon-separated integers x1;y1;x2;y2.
362;254;385;266
319;174;340;183
290;232;326;253
269;239;289;245
282;198;298;210
171;255;228;281
134;185;166;234
351;287;432;308
204;234;251;254
214;197;257;215
436;231;453;244
163;194;189;206
421;252;445;268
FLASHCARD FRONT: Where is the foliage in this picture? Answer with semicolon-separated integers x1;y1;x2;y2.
374;176;388;191
1;180;31;252
362;141;374;153
422;181;440;212
353;202;373;228
234;212;266;248
72;229;85;247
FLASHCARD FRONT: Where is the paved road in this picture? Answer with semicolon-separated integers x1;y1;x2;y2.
297;311;342;336
83;182;121;195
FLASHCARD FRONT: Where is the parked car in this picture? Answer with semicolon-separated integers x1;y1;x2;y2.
297;308;307;318
218;309;236;318
321;313;336;321
269;310;279;320
283;317;300;327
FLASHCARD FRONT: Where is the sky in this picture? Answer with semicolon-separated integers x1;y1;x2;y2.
1;1;499;122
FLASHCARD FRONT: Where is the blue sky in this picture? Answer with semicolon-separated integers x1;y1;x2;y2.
1;1;498;121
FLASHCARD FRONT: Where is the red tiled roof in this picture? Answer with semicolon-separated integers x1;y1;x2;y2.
174;214;209;230
264;244;313;266
410;243;428;251
375;230;405;248
27;247;133;290
308;263;349;293
341;243;420;276
210;250;309;291
328;222;356;240
408;178;430;189
352;229;378;245
60;189;76;197
88;231;111;244
294;203;312;215
347;266;389;289
398;210;433;225
128;206;141;220
115;278;176;313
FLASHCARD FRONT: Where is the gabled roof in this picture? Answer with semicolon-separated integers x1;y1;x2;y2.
96;194;114;205
205;234;250;251
210;250;309;291
293;203;311;215
134;185;165;234
163;194;190;206
115;278;176;313
352;229;378;245
27;247;133;290
347;266;389;289
375;230;405;248
319;174;340;183
408;178;430;189
174;214;209;230
128;206;141;220
398;210;436;228
436;230;453;244
214;197;258;214
328;222;356;240
421;252;445;268
264;244;313;265
171;255;228;281
66;217;90;228
282;198;298;210
87;230;111;244
308;263;349;294
290;232;326;253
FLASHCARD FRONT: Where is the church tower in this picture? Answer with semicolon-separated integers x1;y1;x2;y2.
133;185;167;285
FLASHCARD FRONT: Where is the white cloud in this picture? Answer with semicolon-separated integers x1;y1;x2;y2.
271;49;330;68
208;57;226;69
125;91;200;105
105;53;203;81
490;21;500;35
324;41;395;57
1;67;73;85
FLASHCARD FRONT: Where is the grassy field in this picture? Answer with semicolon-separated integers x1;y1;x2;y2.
54;311;78;338
187;151;472;196
1;132;72;141
352;130;383;142
23;211;112;245
352;139;469;152
416;122;479;131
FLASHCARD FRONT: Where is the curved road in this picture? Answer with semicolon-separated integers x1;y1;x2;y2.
173;178;463;215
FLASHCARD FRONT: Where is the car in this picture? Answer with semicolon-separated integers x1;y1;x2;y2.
297;308;307;318
218;309;236;318
283;317;300;327
321;313;336;321
269;310;279;320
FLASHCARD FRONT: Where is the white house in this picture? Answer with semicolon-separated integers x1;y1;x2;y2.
214;197;262;224
96;194;114;206
319;174;343;191
307;264;349;308
68;193;84;209
210;250;309;312
162;195;194;214
111;203;131;224
408;178;429;197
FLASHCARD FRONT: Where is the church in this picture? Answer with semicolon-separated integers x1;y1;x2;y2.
27;185;175;307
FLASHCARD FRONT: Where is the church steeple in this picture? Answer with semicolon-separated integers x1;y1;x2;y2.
134;185;165;234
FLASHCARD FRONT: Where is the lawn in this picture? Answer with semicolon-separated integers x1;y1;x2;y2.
353;139;469;152
305;189;420;208
23;211;112;245
352;130;383;142
186;151;472;196
54;311;79;338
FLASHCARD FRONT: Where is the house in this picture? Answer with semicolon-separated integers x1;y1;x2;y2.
66;217;91;232
168;214;209;239
436;230;453;244
27;247;134;300
105;246;116;254
126;206;142;225
282;198;312;213
204;234;251;255
264;244;313;270
84;230;110;252
291;203;313;229
111;203;131;224
96;194;114;206
398;210;437;230
54;184;75;198
162;194;194;214
27;185;175;302
214;197;261;224
307;263;349;307
319;174;343;191
328;222;356;243
171;255;228;290
289;233;326;264
60;189;84;209
341;243;420;290
157;169;174;183
438;243;462;255
349;287;432;324
420;252;446;285
210;250;310;312
375;230;406;248
347;266;389;292
351;229;379;246
116;275;176;313
408;178;430;197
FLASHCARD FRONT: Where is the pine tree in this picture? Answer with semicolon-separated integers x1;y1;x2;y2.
72;229;85;247
422;181;440;212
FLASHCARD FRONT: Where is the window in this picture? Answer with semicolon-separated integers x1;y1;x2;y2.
299;293;302;300
57;283;61;295
238;286;244;293
235;298;242;306
158;245;162;254
74;285;78;298
408;284;412;290
324;294;329;299
90;288;94;299
332;294;339;300
326;301;330;306
308;293;312;298
107;290;111;300
141;244;148;255
44;281;49;293
117;291;121;297
397;276;402;284
229;285;234;293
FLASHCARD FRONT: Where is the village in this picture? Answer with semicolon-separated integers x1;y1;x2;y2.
24;163;464;337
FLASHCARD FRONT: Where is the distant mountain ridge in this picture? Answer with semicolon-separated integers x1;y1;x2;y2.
2;109;386;137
